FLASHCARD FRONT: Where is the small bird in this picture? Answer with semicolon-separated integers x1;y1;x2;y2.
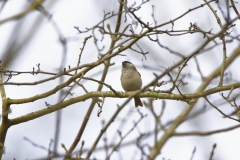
121;61;143;107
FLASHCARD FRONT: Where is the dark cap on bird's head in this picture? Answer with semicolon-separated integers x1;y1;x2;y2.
122;61;135;69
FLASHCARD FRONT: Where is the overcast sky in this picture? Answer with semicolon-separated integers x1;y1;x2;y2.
1;0;240;160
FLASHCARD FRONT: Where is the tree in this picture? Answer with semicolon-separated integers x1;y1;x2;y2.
0;0;240;159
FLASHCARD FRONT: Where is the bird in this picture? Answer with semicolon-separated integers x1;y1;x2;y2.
120;61;143;107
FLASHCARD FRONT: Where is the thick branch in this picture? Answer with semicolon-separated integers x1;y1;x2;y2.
8;81;240;126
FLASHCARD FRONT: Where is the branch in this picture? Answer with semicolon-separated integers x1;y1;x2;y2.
64;0;126;158
147;45;240;160
174;124;240;136
230;0;240;19
0;0;44;25
204;0;227;87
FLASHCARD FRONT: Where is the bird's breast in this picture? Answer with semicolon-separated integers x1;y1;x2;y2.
121;70;142;91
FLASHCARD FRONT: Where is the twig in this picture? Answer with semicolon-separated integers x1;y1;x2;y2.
230;0;240;19
204;0;227;86
107;113;147;159
189;146;196;160
82;77;119;96
204;97;240;122
174;124;240;136
209;143;217;160
194;56;205;80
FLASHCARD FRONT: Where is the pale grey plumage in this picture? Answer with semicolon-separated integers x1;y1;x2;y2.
121;61;143;107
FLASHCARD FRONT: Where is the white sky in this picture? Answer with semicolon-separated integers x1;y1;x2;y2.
1;0;240;159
